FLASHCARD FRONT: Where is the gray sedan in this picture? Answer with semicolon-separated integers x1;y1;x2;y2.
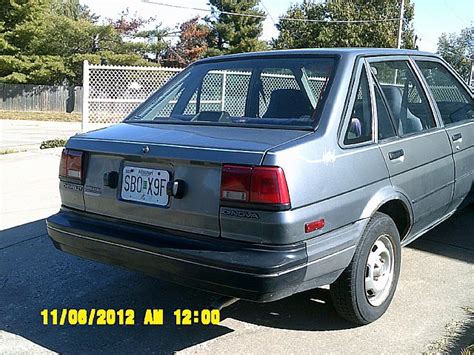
47;48;474;325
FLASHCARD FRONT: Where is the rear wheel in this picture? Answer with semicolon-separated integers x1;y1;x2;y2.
330;212;401;325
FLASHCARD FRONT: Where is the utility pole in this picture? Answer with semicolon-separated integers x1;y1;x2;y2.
397;0;405;49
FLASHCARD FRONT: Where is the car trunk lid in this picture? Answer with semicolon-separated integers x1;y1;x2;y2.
66;123;310;237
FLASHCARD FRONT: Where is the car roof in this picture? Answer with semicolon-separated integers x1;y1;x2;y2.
197;48;438;64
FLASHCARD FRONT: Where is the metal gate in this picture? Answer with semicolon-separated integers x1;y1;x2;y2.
82;61;182;132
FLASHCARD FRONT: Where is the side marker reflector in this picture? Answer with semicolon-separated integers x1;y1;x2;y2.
305;219;325;233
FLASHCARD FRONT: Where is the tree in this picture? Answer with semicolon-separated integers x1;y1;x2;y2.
206;0;267;55
132;24;169;62
0;0;158;85
273;0;416;50
0;55;73;84
173;16;210;65
50;0;98;22
109;8;150;36
437;29;473;81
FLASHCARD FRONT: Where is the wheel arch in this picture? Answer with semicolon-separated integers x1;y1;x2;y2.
361;187;414;241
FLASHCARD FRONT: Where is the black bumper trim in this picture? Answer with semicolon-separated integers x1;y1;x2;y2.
46;209;309;302
48;225;307;278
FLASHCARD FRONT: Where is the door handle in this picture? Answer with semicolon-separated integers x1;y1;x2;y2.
388;149;404;161
452;133;462;142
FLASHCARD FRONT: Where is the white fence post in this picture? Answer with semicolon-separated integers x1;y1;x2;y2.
221;71;227;111
82;60;90;132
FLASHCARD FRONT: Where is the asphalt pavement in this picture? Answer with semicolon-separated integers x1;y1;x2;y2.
0;149;473;354
0;120;109;150
0;120;81;150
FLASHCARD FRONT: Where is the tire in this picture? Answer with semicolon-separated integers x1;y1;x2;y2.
330;212;401;325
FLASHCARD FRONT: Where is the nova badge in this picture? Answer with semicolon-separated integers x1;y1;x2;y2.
221;208;260;219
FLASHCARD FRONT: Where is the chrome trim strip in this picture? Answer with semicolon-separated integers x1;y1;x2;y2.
48;225;355;278
364;58;378;144
377;128;447;147
445;120;474;130
411;181;454;204
70;137;262;155
455;170;474;182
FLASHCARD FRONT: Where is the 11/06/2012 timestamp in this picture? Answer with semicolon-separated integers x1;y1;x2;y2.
40;309;220;326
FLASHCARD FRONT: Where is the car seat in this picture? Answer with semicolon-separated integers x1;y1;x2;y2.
381;86;423;134
262;89;313;119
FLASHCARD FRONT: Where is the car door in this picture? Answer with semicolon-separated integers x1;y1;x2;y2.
367;57;455;236
414;58;474;210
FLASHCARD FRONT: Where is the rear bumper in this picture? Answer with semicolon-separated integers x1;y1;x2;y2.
46;208;361;302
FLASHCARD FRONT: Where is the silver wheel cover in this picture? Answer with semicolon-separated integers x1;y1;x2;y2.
365;234;395;307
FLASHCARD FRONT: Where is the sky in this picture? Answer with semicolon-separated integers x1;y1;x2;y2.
80;0;474;52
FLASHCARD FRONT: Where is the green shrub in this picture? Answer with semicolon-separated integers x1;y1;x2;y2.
40;138;67;149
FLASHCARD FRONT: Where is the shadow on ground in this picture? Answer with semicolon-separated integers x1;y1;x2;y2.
408;205;474;264
0;206;472;353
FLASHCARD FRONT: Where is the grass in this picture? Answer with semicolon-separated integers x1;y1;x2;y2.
424;307;474;354
0;148;26;155
462;344;474;355
40;138;67;149
0;138;66;154
0;110;81;122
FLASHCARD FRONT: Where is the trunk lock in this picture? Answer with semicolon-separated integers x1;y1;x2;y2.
167;179;186;199
103;171;119;188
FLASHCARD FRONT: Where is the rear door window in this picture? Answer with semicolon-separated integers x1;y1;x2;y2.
415;61;474;124
344;66;373;145
370;61;436;136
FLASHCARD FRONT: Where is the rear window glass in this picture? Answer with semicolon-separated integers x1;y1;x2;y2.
127;57;335;129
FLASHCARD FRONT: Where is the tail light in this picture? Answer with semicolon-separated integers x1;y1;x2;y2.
220;164;290;209
59;149;84;182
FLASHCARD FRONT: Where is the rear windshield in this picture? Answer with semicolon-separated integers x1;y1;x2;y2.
127;56;336;129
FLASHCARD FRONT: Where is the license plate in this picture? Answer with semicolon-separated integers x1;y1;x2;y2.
121;166;170;206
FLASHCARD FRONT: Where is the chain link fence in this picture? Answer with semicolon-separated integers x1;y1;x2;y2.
158;70;327;118
82;61;182;131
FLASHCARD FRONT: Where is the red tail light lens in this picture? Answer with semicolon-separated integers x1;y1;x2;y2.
250;167;290;204
59;149;83;182
221;165;252;202
220;164;290;208
59;149;68;177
